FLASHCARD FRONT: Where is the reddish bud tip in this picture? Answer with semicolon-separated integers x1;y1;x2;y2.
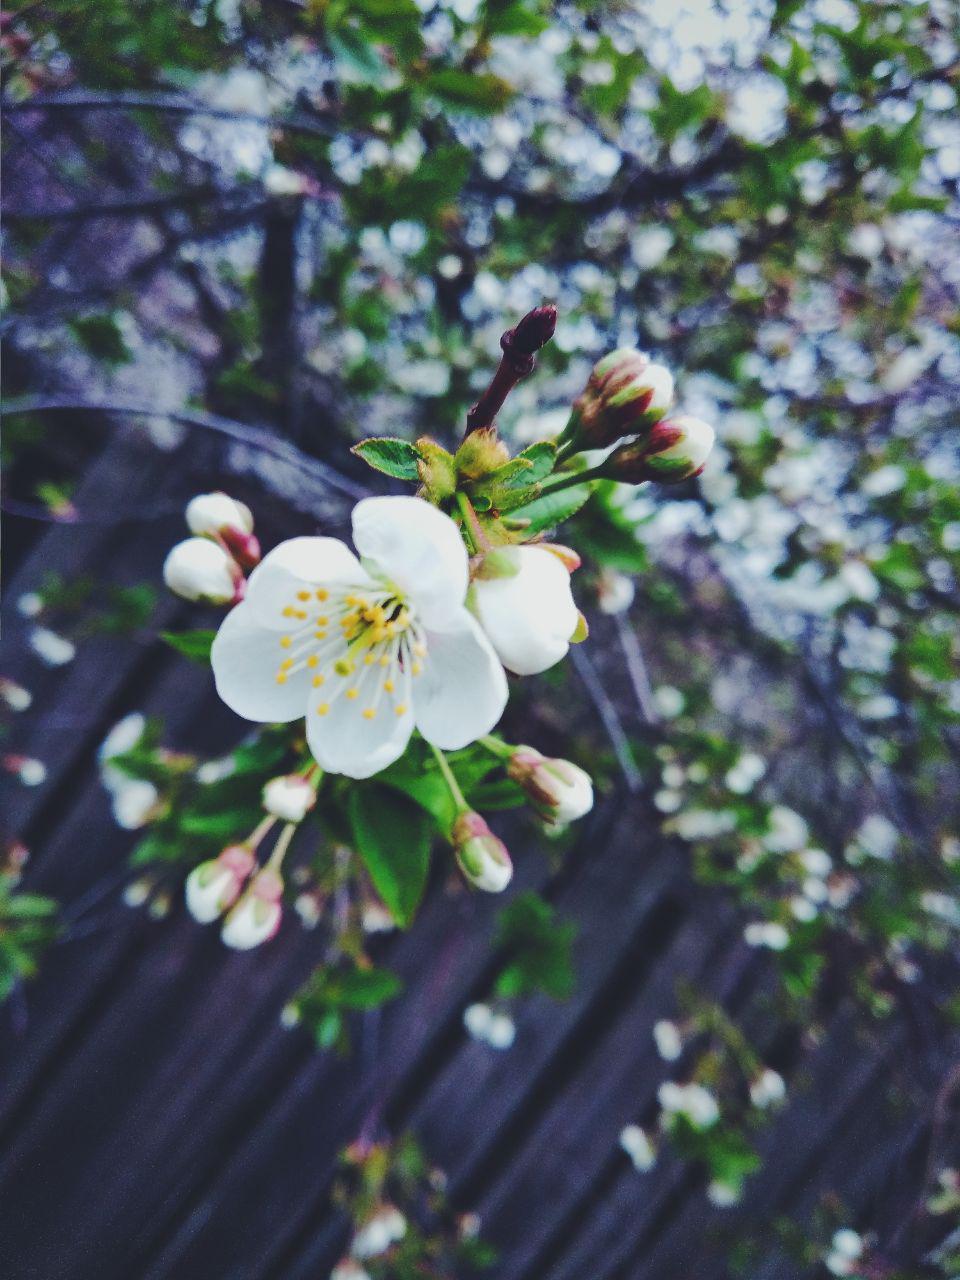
512;304;558;355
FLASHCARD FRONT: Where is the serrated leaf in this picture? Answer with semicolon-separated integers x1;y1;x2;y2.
161;629;215;663
423;69;513;114
348;785;433;926
509;483;594;536
352;437;422;481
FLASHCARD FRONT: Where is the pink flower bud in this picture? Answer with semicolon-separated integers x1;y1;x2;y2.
605;415;715;485
569;348;674;448
185;844;255;924
221;865;283;949
452;812;513;893
185;492;260;569
508;747;594;824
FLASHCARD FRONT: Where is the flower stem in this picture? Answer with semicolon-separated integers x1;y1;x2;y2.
464;304;558;439
454;490;488;554
266;821;297;872
246;814;277;850
479;735;514;760
538;463;605;497
430;743;469;814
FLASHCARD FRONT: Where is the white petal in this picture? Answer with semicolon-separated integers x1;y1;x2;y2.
306;663;415;779
352;496;468;628
246;536;366;628
211;603;310;722
414;609;508;750
472;546;578;676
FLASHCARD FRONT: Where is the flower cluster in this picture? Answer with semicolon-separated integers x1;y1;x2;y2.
163;492;259;605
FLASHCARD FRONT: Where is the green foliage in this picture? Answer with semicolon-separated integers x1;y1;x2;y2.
494;891;577;1000
160;629;216;663
0;875;60;1002
292;961;403;1054
347;786;432;927
352;437;422;481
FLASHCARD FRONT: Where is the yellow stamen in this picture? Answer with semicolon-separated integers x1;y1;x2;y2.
316;615;328;627
384;679;394;693
362;708;376;720
395;704;407;716
335;658;355;676
346;688;359;701
297;590;311;602
315;630;328;640
379;656;390;668
275;673;288;685
280;636;292;649
306;655;319;668
312;674;325;687
364;654;376;666
280;658;293;671
411;662;422;676
316;588;329;602
316;702;330;716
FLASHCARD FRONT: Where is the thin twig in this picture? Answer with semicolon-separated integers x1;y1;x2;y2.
569;644;642;793
615;614;661;727
464;304;557;438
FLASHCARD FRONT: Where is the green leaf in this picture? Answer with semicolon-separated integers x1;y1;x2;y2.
161;629;215;663
509;483;594;536
302;962;404;1010
352;437;422;481
494;891;577;1000
348;785;433;926
423;69;513;115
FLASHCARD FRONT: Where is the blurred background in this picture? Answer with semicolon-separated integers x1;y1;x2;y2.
1;1;959;1277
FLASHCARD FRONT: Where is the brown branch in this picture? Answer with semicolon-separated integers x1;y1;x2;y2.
464;304;557;438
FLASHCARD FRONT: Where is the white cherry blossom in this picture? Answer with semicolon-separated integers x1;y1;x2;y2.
211;497;508;779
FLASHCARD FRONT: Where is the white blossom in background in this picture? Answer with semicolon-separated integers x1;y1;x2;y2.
351;1206;407;1260
0;677;32;711
211;497;508;779
361;902;396;934
331;1261;372;1280
847;813;899;862
749;1068;787;1108
825;1228;864;1276
653;1020;683;1061
463;1003;516;1050
652;685;685;718
619;1124;657;1172
596;568;635;615
29;627;76;667
707;1179;741;1208
764;806;809;853
657;1081;720;1129
472;545;579;676
17;592;43;618
111;778;160;830
724;752;766;794
5;755;47;787
744;921;790;950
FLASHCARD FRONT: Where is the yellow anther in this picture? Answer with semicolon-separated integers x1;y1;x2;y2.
346;688;359;700
383;679;394;693
411;662;422;676
414;642;427;658
364;654;376;666
316;702;330;716
297;590;311;602
385;621;397;637
275;673;288;685
316;615;329;627
307;655;319;668
280;658;293;671
280;636;292;649
316;588;329;602
335;658;355;676
395;704;407;716
362;708;376;720
315;630;328;640
282;605;296;618
379;656;390;668
312;674;325;687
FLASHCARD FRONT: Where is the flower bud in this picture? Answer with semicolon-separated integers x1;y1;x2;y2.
604;415;715;486
472;545;579;676
452;812;513;893
221;865;283;949
185;492;260;570
507;747;593;824
569;348;674;448
351;1205;408;1259
749;1067;786;1109
163;537;244;604
185;844;255;923
262;774;317;823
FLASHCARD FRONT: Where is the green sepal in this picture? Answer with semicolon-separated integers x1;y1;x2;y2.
352;437;421;481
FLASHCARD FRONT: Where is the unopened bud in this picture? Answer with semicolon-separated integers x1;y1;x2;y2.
163;538;244;604
221;865;283;949
185;492;260;569
569;348;674;448
508;747;594;824
540;543;581;573
605;415;714;485
452;812;513;893
262;774;317;823
185;844;255;923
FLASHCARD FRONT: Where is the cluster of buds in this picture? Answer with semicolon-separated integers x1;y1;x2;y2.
452;811;513;893
561;348;715;485
507;745;594;827
184;773;316;949
163;492;259;606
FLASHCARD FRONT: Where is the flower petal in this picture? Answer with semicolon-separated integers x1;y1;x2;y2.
472;546;578;676
211;603;310;722
306;662;415;779
414;609;508;750
352;496;468;628
246;536;366;628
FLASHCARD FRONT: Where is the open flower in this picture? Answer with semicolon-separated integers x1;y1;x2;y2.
471;545;578;676
211;497;508;779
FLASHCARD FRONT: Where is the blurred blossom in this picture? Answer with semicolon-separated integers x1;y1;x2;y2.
764;806;809;853
724;753;766;794
707;1180;741;1207
652;686;685;718
744;921;790;950
653;1019;683;1061
29;627;76;667
619;1124;656;1172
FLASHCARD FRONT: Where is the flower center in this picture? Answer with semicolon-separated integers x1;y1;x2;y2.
273;584;425;721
